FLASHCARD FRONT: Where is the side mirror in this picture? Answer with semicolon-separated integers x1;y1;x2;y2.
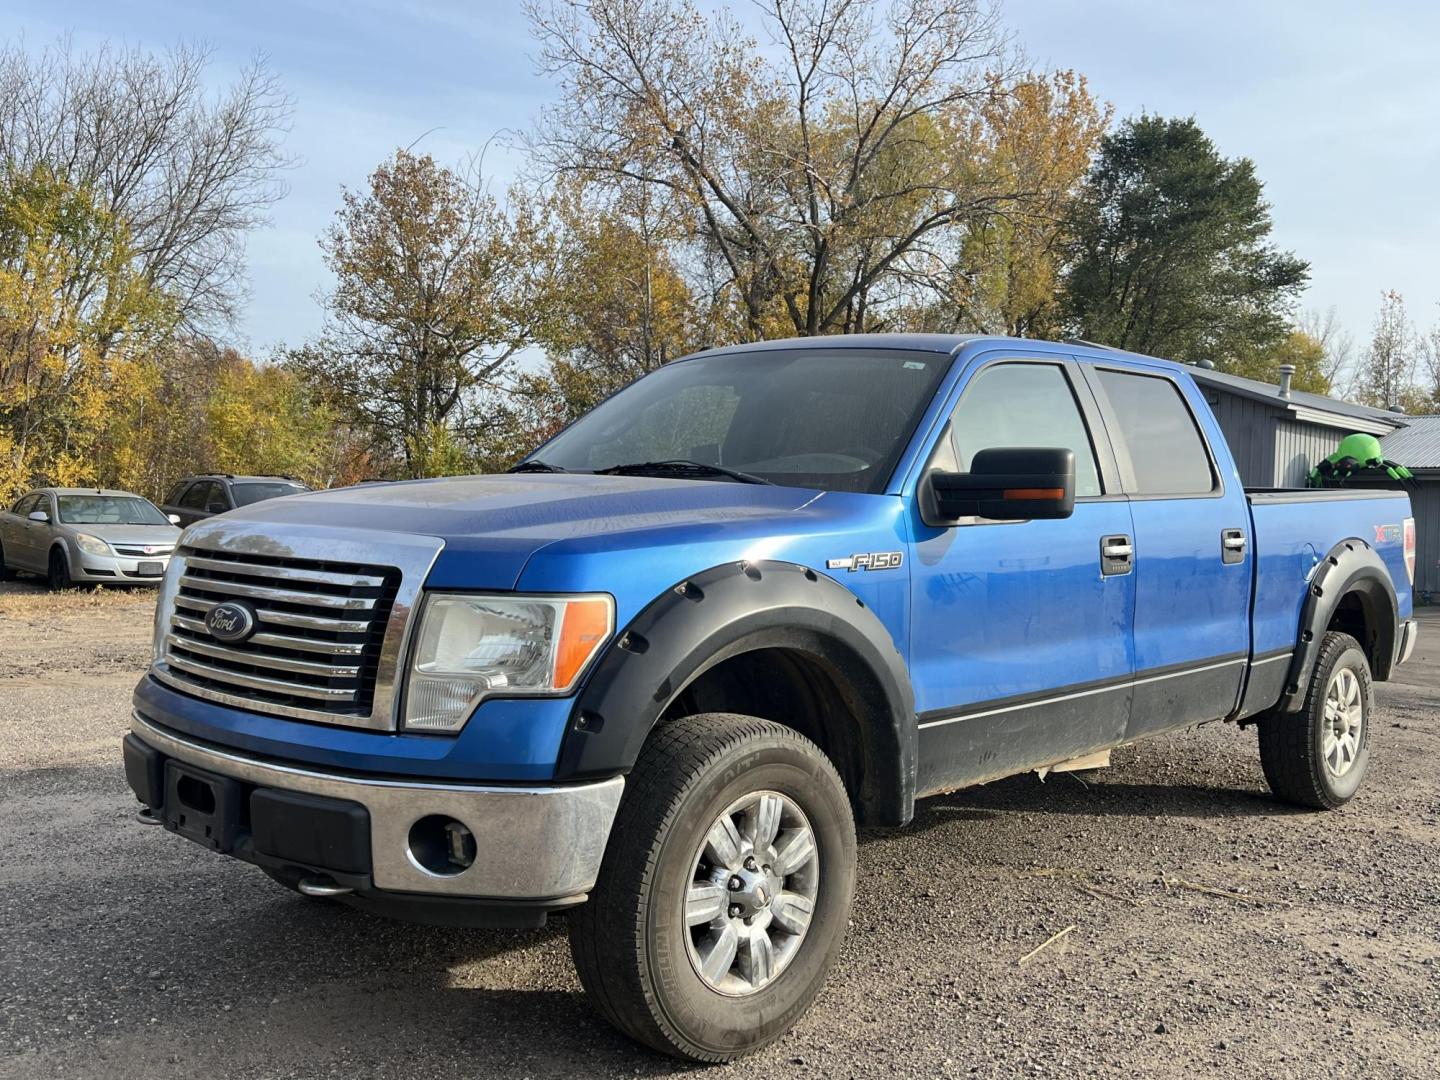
206;503;227;514
929;447;1076;522
27;510;49;523
168;514;182;526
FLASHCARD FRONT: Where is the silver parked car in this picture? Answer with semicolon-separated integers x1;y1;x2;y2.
0;488;182;590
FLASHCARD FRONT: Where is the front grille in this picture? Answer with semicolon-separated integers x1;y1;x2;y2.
161;546;400;720
114;545;174;557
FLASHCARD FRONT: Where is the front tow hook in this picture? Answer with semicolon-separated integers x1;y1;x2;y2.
298;877;354;898
136;806;162;825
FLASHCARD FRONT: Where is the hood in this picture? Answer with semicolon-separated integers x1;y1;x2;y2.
74;523;182;547
214;474;846;589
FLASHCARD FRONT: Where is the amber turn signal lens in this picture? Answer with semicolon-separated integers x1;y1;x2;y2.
554;597;614;689
1003;487;1065;500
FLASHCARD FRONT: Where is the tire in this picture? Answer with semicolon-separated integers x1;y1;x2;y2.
47;546;73;591
0;541;14;581
1259;631;1373;809
569;713;856;1062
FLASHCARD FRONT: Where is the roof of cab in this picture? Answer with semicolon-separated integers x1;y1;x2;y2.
680;332;1174;365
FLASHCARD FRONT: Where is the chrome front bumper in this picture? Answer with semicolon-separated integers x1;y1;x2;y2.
130;712;624;901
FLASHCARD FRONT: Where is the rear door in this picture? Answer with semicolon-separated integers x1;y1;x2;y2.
1083;363;1252;738
1;494;38;568
909;353;1137;795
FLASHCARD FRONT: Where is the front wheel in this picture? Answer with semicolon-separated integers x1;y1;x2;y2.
1259;631;1373;809
47;547;73;591
0;541;14;581
569;713;856;1062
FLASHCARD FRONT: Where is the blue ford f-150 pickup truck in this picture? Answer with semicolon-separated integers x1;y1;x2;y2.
124;334;1418;1061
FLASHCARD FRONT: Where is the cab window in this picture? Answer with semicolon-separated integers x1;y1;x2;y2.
1096;370;1216;496
948;362;1103;498
178;483;210;510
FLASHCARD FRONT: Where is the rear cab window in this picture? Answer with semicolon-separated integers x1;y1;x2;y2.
232;482;307;506
1094;368;1217;496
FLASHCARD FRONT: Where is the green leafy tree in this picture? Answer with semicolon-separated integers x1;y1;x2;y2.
1063;115;1309;366
1226;328;1331;394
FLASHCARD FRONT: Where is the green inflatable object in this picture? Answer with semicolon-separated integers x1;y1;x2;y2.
1308;432;1414;488
1334;433;1384;463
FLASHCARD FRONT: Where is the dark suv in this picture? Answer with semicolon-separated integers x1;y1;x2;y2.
161;475;309;527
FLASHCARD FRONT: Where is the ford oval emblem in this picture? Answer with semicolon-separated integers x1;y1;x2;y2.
205;600;257;643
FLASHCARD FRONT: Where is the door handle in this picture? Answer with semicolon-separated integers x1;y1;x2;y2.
1221;528;1246;564
1101;534;1133;576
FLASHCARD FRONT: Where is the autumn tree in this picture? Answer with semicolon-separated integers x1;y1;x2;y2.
0;40;292;333
1063;115;1309;366
528;0;1040;340
0;164;174;500
905;71;1109;337
289;151;543;477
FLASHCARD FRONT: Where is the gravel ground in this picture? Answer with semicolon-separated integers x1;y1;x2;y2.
1;575;1437;1078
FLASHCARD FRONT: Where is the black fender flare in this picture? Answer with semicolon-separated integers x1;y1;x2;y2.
556;559;917;826
1280;537;1398;712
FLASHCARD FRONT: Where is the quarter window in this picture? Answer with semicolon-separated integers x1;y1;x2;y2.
948;363;1103;498
1096;370;1216;496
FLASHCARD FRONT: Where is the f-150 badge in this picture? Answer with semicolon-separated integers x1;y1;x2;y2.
827;551;904;572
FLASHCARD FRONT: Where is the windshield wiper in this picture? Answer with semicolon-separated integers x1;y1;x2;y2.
508;459;568;474
595;459;774;485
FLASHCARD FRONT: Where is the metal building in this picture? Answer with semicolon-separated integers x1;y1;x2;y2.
1381;417;1440;598
1184;365;1405;487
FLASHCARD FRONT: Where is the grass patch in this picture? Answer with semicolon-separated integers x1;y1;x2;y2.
0;583;156;620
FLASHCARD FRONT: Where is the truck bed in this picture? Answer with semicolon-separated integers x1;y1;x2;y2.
1247;486;1413;658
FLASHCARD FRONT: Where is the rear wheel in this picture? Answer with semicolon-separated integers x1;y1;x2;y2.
569;713;856;1062
46;546;73;591
1259;631;1372;809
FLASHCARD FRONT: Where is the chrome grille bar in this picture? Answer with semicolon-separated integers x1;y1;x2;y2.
180;553;388;589
164;653;360;701
171;613;366;655
177;575;378;610
174;594;372;633
164;633;364;678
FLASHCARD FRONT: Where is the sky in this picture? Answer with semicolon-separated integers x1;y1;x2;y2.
9;0;1440;363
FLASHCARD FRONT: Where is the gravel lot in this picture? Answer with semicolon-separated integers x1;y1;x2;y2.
2;576;1437;1078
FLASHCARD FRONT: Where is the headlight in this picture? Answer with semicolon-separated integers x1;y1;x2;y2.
403;593;614;732
75;533;110;556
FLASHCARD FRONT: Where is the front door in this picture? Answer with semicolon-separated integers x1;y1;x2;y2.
909;356;1137;796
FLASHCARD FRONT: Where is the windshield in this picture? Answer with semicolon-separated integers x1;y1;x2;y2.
531;348;951;493
232;482;307;506
56;495;171;526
